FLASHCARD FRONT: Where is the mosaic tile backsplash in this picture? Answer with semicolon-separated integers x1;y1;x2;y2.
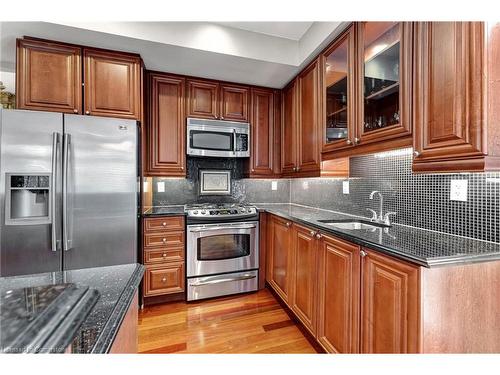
151;150;500;243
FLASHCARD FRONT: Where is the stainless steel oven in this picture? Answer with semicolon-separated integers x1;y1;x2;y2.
186;220;259;301
186;117;250;158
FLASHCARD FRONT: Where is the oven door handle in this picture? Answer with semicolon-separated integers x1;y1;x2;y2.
189;274;256;286
189;224;257;232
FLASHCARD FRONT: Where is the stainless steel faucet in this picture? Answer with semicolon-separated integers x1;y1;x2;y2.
367;190;396;226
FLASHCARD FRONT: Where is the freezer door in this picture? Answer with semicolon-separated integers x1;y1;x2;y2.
62;114;137;270
0;109;63;277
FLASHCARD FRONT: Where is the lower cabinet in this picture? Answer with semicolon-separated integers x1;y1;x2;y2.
265;214;420;353
143;216;186;300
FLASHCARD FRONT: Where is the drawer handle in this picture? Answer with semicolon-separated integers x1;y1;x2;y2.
162;222;167;226
162;238;167;243
162;277;167;282
189;274;256;286
162;253;167;257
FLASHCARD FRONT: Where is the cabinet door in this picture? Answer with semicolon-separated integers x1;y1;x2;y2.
145;73;186;176
249;88;274;176
268;215;293;303
16;39;82;114
220;84;249;122
356;22;413;146
281;81;298;174
413;22;485;170
187;79;219;119
322;25;356;152
361;249;420;353
83;49;141;120
290;224;318;335
297;59;321;173
317;234;360;353
144;263;185;297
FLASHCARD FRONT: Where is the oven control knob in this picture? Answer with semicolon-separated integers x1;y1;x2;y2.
193;210;199;215
201;210;206;215
240;208;246;212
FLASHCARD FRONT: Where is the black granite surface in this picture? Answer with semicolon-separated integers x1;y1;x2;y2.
0;283;99;353
0;263;144;354
256;204;500;267
143;205;186;217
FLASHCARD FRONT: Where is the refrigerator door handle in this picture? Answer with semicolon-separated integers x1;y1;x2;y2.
62;133;72;251
50;132;61;252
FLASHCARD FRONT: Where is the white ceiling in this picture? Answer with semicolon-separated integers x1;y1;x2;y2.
215;22;314;40
0;21;348;89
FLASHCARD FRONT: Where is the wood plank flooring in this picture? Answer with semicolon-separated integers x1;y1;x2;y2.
138;288;318;353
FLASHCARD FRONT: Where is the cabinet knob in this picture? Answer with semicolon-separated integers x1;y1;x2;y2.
180;166;184;170
162;277;167;282
292;167;297;172
346;139;352;145
315;233;322;240
162;222;167;226
310;230;316;236
286;222;291;227
354;137;360;145
360;250;367;257
162;238;167;243
85;110;90;115
73;109;78;114
162;253;167;257
414;150;420;157
251;168;255;172
220;116;224;120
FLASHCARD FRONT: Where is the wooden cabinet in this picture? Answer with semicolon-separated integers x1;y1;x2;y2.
83;49;141;119
360;248;420;353
187;79;249;122
16;37;142;120
16;38;82;114
297;60;322;174
267;215;293;302
412;22;500;172
290;223;319;335
143;216;185;299
281;80;298;175
317;234;360;353
247;88;276;177
145;72;186;177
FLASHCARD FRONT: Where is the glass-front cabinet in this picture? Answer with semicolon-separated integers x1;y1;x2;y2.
322;25;356;152
356;22;412;145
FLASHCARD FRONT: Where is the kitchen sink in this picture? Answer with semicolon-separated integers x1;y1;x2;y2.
317;219;390;230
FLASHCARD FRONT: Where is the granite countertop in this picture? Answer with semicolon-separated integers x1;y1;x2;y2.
143;205;186;217
256;204;500;267
0;263;144;353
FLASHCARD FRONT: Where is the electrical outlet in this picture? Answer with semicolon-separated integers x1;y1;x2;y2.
271;181;278;191
343;180;349;194
450;180;468;201
157;181;165;193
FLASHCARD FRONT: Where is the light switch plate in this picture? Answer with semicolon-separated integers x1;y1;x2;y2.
450;179;468;201
157;181;165;193
271;181;278;191
343;180;350;194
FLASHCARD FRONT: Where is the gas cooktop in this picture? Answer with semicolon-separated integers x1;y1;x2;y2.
184;203;258;221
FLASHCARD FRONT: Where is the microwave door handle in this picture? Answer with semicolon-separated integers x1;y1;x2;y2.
50;132;61;252
233;129;237;154
189;224;257;232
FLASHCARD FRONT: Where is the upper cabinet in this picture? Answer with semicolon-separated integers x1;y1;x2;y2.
247;87;278;177
16;38;82;114
321;23;413;160
16;38;143;120
281;80;298;175
187;79;249;122
145;72;186;177
83;49;141;119
412;22;500;173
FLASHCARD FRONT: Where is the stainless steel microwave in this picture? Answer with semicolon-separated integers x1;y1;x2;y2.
186;117;250;158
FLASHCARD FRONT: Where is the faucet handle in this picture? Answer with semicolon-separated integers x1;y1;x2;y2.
383;212;397;225
366;208;378;221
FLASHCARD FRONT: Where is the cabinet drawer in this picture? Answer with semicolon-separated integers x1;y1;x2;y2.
144;216;184;233
144;216;185;233
144;247;184;264
144;231;184;249
144;263;185;297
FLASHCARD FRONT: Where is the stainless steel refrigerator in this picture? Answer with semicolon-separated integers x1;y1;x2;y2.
0;109;138;277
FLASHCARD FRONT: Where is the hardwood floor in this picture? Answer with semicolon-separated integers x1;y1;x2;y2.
138;288;318;353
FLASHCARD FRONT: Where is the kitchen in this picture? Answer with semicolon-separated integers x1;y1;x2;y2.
0;1;499;371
